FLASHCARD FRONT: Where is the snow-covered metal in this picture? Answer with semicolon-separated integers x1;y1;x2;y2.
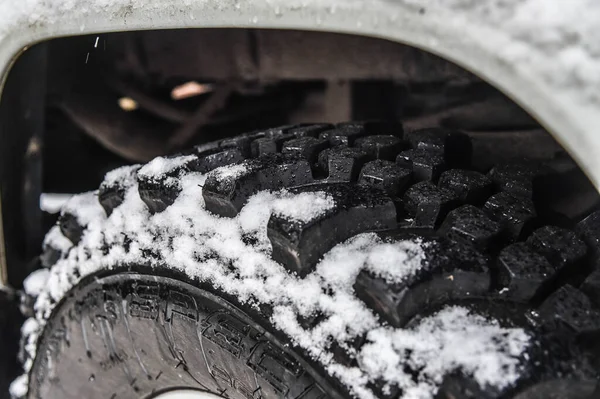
0;0;598;190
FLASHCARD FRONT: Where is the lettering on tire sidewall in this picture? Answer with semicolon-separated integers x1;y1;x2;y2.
29;273;329;399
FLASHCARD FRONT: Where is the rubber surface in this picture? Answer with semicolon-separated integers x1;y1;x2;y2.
29;273;336;399
30;122;600;399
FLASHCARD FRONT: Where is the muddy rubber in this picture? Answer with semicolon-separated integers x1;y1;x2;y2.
29;122;600;399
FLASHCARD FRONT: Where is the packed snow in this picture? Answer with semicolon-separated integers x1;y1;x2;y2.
39;193;72;214
358;307;528;398
14;157;530;399
363;241;429;284
210;162;249;181
60;191;106;228
42;226;73;254
9;375;27;398
138;156;194;180
22;269;50;297
271;191;335;223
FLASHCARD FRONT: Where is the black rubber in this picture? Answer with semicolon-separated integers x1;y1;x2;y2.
0;291;23;399
28;273;337;399
31;122;600;399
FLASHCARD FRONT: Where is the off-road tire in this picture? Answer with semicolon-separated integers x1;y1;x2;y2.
22;122;600;399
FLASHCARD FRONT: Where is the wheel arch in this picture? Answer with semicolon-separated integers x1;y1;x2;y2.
2;1;598;188
0;1;598;282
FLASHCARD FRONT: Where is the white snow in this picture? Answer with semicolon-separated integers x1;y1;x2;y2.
18;159;530;399
101;164;140;188
42;226;73;254
60;191;106;227
39;193;72;214
12;318;41;397
9;375;27;399
138;156;195;190
363;240;429;284
358;306;529;399
138;155;195;180
209;163;249;182
271;191;335;223
22;269;50;297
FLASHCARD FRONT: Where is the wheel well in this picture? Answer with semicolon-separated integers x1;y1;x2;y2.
0;27;596;287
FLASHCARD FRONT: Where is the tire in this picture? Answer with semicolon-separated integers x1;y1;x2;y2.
15;122;600;399
0;290;23;399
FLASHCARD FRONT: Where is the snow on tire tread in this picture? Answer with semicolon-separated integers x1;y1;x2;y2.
15;155;530;399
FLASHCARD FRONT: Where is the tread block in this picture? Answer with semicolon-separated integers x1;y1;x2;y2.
581;265;600;308
250;124;333;158
358;160;412;198
438;169;492;204
98;166;141;216
251;135;293;157
218;134;259;158
354;135;407;161
98;186;125;217
495;243;556;302
193;147;246;173
203;154;314;217
404;181;458;228
286;123;334;138
526;226;588;270
190;140;221;155
319;126;366;146
337;121;403;137
484;192;536;239
138;157;198;213
138;178;183;214
405;127;472;168
488;162;546;198
58;213;84;245
396;148;446;182
354;272;408;327
576;210;600;254
281;137;329;164
538;285;600;333
354;237;489;327
267;184;396;277
255;124;295;139
439;205;506;252
40;247;62;268
317;147;373;181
